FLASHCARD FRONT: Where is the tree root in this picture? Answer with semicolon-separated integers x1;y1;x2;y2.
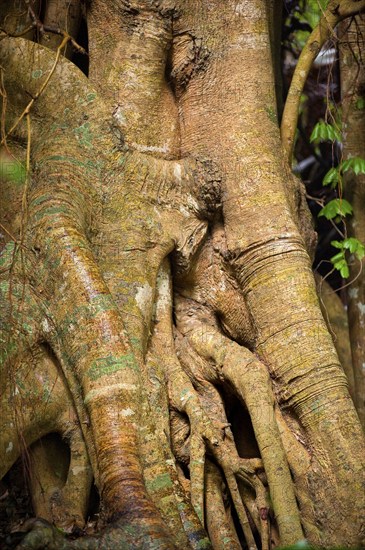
174;296;304;546
205;460;241;550
150;261;271;548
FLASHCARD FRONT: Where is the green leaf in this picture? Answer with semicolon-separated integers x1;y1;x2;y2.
342;238;365;260
330;251;345;263
300;0;328;29
318;199;353;220
330;238;365;265
337;199;353;216
322;167;339;188
342;237;359;253
340;262;350;278
330;240;343;249
310;121;341;144
355;244;365;261
341;157;365;176
331;256;349;278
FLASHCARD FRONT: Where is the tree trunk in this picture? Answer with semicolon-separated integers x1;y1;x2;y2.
339;16;365;429
1;1;364;549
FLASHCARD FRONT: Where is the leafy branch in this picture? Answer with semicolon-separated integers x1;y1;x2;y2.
281;0;365;162
320;156;365;189
309;121;365;278
330;238;365;278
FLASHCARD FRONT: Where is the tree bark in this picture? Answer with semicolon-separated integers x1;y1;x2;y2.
339;16;365;429
0;1;364;548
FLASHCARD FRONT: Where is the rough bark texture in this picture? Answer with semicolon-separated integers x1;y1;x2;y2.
339;16;365;429
0;1;364;549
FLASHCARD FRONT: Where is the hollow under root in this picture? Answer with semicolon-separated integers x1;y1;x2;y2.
28;431;92;532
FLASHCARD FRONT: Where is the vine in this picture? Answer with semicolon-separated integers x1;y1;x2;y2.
310;119;365;278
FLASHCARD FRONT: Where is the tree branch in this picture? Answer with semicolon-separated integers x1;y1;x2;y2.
280;0;365;163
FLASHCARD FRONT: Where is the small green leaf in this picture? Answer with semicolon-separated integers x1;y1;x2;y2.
338;199;354;216
356;244;365;260
318;199;353;220
310;121;341;144
330;251;345;263
330;238;365;265
330;240;343;249
342;237;359;253
340;262;350;278
342;238;365;260
341;157;365;176
318;201;338;219
322;167;339;188
331;256;349;278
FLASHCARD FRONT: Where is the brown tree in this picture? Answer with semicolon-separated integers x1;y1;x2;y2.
0;1;364;548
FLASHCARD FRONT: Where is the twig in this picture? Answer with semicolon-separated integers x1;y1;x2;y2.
26;1;87;56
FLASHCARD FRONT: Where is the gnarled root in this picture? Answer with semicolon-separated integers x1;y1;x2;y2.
150;261;271;548
205;459;241;550
174;295;304;546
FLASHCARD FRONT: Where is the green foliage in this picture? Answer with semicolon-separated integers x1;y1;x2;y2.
322;157;365;190
332;238;365;258
322;166;339;188
309;121;341;143
318;198;352;220
307;117;365;279
330;252;350;278
301;0;328;29
341;156;365;176
329;239;365;278
288;0;328;49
